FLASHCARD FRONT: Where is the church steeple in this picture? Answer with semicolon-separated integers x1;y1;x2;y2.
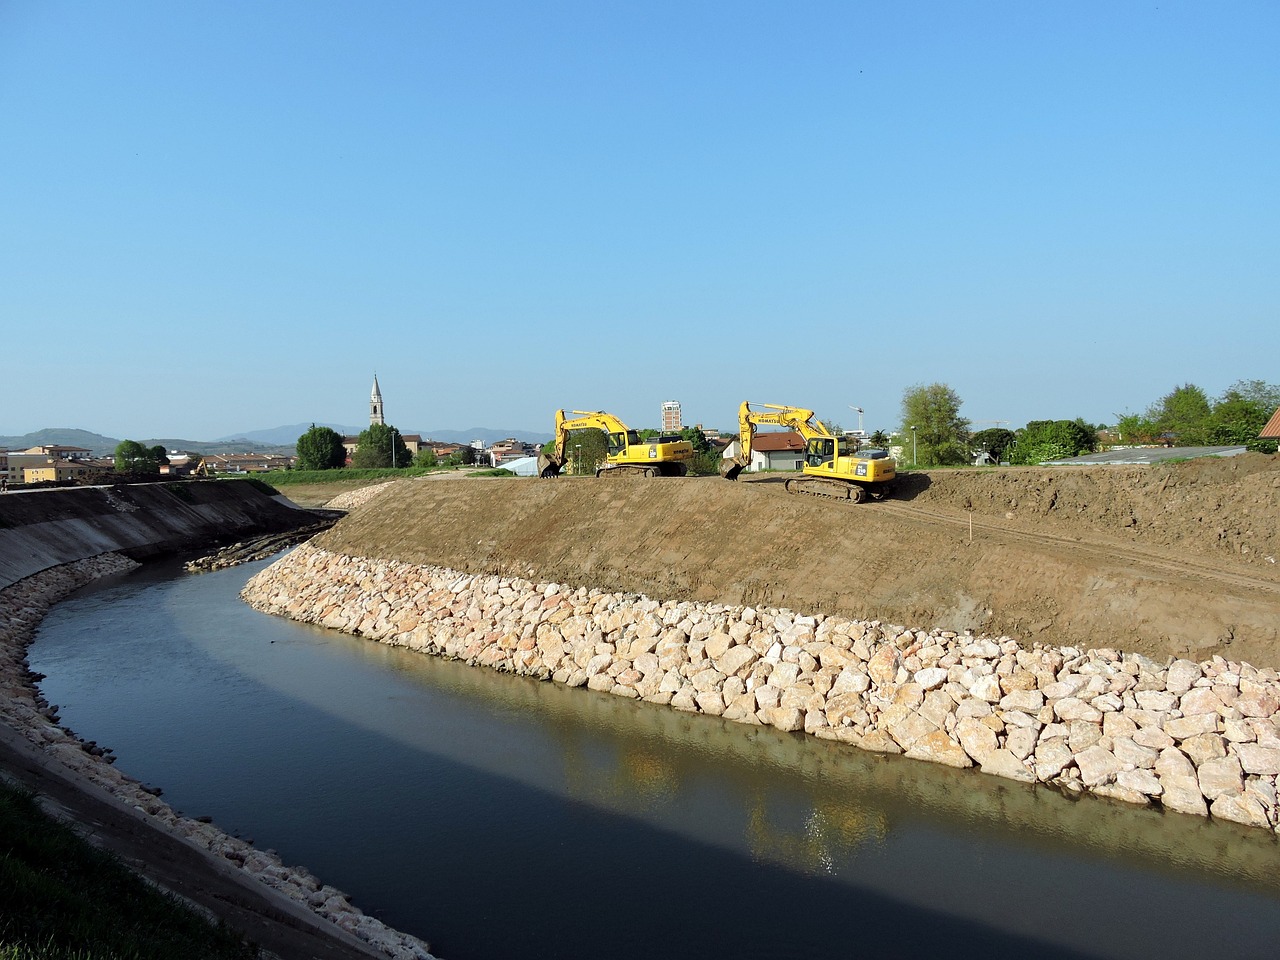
370;374;385;426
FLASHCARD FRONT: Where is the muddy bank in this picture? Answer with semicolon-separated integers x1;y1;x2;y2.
313;461;1280;667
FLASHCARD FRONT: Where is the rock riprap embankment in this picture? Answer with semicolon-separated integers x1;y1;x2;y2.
243;543;1280;833
1;554;435;960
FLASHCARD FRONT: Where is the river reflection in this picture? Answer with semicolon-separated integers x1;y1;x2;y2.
30;555;1280;960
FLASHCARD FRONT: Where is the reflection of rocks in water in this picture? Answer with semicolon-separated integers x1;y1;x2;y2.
243;542;1280;888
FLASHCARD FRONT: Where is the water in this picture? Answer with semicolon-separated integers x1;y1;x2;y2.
29;555;1280;960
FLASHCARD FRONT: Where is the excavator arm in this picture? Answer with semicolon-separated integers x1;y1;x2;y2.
720;402;836;479
538;410;641;477
721;400;896;500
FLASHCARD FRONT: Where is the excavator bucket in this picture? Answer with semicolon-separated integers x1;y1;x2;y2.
720;459;745;481
537;452;565;478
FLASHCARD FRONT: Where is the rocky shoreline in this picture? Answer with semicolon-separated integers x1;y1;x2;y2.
0;553;436;960
243;542;1280;833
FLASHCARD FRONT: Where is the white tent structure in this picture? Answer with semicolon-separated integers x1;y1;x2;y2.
498;456;539;477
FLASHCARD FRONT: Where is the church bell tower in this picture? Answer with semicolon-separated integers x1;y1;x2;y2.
370;374;385;426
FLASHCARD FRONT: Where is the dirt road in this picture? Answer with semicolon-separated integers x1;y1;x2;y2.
317;453;1280;668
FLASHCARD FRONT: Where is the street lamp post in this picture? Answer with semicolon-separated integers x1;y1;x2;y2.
911;425;917;466
574;444;581;476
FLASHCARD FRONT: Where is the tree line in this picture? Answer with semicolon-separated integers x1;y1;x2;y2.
292;378;1279;476
294;423;475;471
897;379;1279;467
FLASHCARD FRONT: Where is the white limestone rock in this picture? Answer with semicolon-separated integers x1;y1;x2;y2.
905;730;973;768
980;748;1035;783
1033;740;1075;781
1166;659;1202;695
1075;745;1121;787
1197;756;1245;800
1236;744;1280;776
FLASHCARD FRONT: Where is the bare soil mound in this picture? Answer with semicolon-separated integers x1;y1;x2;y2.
316;454;1280;668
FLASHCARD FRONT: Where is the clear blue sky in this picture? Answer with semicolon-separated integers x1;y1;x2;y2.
2;1;1276;441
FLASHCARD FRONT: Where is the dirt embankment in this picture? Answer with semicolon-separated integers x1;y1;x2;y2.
315;454;1280;669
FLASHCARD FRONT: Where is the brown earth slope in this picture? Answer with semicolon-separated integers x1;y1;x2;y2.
315;454;1280;669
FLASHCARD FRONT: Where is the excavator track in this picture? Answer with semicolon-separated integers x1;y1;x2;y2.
597;465;659;479
784;476;868;502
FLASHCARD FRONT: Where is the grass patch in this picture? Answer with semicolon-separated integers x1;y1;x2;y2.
0;783;257;960
163;483;195;502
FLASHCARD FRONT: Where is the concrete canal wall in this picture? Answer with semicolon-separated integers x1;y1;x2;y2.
243;542;1280;834
0;485;435;960
0;480;315;590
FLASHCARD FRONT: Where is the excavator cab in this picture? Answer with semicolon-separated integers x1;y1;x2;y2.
804;436;857;468
607;430;640;456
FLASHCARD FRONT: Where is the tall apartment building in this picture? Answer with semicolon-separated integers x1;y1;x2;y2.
661;400;682;433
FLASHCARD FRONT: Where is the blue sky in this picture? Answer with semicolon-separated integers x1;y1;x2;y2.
2;1;1276;440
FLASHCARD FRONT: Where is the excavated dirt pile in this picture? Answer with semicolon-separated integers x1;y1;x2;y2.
315;454;1280;669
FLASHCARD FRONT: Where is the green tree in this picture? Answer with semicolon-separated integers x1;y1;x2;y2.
1208;380;1280;452
970;428;1016;463
351;423;410;469
900;383;969;466
868;429;890;448
675;426;721;475
113;440;160;474
1220;378;1280;413
1114;411;1160;444
295;424;347;470
1147;383;1212;445
1009;420;1096;465
680;426;712;453
414;447;438;468
542;429;609;474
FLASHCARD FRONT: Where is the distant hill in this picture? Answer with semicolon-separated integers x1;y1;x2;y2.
0;428;116;454
4;425;552;458
219;424;361;446
226;424;553;446
0;429;295;458
416;427;553;446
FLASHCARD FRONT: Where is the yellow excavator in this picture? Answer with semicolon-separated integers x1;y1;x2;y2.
538;410;695;478
720;401;896;502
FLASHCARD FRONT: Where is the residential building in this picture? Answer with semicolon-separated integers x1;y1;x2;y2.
22;458;113;483
202;453;294;473
1262;407;1280;441
721;431;805;472
661;400;682;433
424;442;463;460
20;444;93;460
486;437;539;467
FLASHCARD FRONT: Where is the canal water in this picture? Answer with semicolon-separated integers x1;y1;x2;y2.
28;555;1280;960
